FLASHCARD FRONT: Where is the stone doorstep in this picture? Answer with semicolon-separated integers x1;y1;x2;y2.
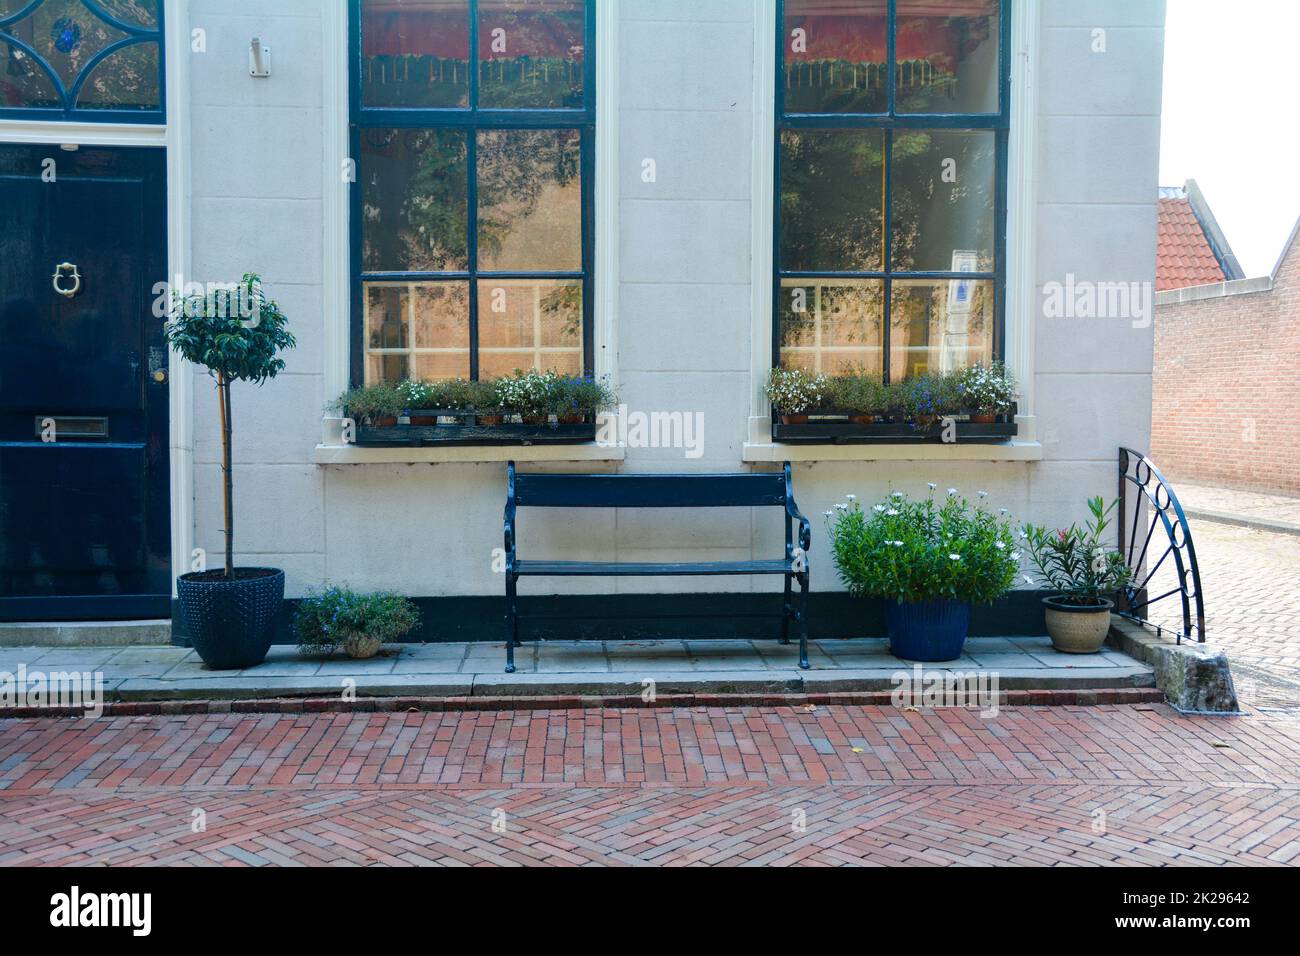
1107;618;1241;714
0;620;171;648
0;687;1169;718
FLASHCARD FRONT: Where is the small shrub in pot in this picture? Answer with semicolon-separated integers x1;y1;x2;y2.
1022;497;1131;653
166;274;296;670
826;486;1020;661
295;587;421;660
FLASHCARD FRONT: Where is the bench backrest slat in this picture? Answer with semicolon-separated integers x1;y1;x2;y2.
513;472;787;508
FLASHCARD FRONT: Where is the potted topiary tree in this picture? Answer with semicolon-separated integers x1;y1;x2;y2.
826;486;1020;661
1022;497;1131;653
166;274;296;669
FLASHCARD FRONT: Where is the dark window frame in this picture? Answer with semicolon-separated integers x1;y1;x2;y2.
772;0;1012;385
348;0;597;388
0;0;166;123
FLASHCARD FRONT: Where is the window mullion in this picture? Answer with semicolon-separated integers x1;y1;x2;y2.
467;129;480;381
882;128;893;385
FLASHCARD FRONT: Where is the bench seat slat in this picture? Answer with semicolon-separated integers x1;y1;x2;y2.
513;473;787;508
515;559;792;576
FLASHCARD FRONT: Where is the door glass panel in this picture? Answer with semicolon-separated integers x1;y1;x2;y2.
361;0;471;109
0;0;162;114
478;0;585;109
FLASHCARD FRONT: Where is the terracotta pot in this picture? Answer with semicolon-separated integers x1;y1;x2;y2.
371;415;398;428
408;414;439;426
559;414;586;425
477;414;504;426
849;414;876;425
343;633;382;660
969;412;998;424
780;414;809;425
1042;596;1114;654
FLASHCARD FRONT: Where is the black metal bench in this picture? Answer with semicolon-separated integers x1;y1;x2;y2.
503;462;811;673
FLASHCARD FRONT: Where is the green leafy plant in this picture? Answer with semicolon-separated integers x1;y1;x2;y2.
294;586;421;656
956;361;1017;415
164;274;295;577
1022;498;1131;606
826;487;1020;605
765;367;827;414
466;378;506;418
822;371;887;416
892;372;960;421
549;375;617;419
335;381;406;423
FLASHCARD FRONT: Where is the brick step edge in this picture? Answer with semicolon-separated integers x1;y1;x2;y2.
1;687;1166;718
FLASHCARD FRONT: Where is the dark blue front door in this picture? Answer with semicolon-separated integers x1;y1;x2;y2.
0;145;169;621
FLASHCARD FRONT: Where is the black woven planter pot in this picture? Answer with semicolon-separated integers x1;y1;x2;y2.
176;568;285;670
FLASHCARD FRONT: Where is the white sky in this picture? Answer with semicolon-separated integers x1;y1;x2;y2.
1160;0;1300;276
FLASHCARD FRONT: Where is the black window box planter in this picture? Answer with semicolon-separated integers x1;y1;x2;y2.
355;411;596;448
772;411;1018;445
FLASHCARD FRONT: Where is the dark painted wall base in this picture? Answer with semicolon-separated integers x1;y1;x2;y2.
171;590;1056;647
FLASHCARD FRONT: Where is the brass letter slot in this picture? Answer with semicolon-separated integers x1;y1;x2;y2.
34;416;109;440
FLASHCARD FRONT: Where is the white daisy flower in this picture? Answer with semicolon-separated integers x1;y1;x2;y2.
1023;575;1034;585
995;541;1006;550
846;494;857;501
891;491;904;499
835;503;848;512
949;553;961;561
873;504;886;513
927;483;937;491
947;488;957;497
999;508;1009;516
1011;551;1022;562
822;510;833;517
978;490;988;499
887;509;900;517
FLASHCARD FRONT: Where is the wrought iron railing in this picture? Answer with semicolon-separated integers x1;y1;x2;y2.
1117;447;1206;644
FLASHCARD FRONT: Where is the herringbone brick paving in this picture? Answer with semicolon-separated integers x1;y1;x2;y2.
1146;518;1300;709
1;704;1298;866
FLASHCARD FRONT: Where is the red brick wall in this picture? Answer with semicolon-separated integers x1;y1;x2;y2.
1152;237;1300;493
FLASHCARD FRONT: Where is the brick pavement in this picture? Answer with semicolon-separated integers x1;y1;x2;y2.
1;704;1298;866
1145;510;1300;710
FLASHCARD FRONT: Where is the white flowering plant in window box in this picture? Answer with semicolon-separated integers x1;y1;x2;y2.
955;361;1018;422
765;367;827;423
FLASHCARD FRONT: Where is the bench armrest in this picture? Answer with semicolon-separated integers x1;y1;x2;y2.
783;462;811;557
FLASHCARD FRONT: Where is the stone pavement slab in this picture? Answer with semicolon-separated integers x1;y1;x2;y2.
0;637;1154;702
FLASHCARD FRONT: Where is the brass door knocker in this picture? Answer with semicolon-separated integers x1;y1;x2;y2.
52;262;82;298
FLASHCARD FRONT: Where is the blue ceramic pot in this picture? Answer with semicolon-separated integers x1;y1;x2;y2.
886;598;972;662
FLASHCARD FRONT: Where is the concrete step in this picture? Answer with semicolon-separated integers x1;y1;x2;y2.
0;620;171;648
0;637;1156;705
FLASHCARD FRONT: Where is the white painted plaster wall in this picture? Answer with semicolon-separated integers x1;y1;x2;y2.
183;0;1164;607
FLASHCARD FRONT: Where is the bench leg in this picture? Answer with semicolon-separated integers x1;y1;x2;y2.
505;573;519;673
779;574;793;645
797;572;810;670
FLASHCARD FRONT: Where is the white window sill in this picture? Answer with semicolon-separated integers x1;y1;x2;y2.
742;440;1044;463
312;443;627;465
